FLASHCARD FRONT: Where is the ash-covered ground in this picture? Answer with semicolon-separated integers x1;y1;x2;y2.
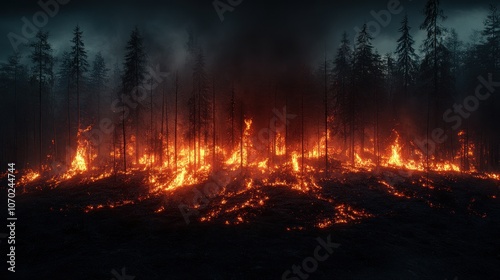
2;169;500;280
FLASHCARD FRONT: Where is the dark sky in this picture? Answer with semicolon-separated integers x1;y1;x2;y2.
0;0;493;71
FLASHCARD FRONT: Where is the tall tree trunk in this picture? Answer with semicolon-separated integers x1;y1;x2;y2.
285;88;288;159
212;78;216;169
39;47;43;172
14;66;18;163
174;72;178;173
165;87;169;169
135;66;139;166
122;97;127;172
113;127;116;176
160;82;165;167
375;88;380;166
150;79;154;169
240;103;244;169
231;83;235;150
324;51;328;173
97;81;100;160
67;77;71;157
76;48;80;134
301;92;305;183
350;85;355;165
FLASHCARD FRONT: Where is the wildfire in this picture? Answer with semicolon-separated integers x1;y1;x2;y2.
355;153;374;170
62;126;93;180
486;173;499;180
19;170;40;185
316;204;374;228
274;132;286;156
83;200;135;213
199;180;270;225
291;152;300;172
12;111;498;230
386;133;404;167
378;179;411;198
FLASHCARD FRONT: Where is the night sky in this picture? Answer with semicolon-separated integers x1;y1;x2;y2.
0;0;494;73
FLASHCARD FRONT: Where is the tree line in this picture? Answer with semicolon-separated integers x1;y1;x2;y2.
327;1;499;171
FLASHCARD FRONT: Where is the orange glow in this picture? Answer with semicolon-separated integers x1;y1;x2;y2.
316;204;373;228
14;113;497;230
275;132;286;156
19;170;40;185
62;126;94;180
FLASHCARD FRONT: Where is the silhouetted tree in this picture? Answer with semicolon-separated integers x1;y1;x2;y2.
69;25;89;132
331;32;353;157
481;4;500;72
122;26;147;170
89;52;109;158
396;14;418;98
30;30;53;171
420;0;447;169
353;23;378;154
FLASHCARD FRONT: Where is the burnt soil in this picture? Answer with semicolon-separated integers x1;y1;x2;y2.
1;168;499;280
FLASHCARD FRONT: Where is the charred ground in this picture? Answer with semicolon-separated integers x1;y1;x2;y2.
2;168;499;279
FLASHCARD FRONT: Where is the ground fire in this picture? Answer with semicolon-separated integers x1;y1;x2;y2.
1;0;500;279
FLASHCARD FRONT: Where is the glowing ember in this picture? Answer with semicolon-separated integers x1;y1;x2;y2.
378;179;411;198
316;204;373;228
19;170;40;185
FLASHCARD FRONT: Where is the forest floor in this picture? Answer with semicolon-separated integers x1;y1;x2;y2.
1;168;500;280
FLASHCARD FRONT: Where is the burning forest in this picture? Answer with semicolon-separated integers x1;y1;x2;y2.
0;0;499;279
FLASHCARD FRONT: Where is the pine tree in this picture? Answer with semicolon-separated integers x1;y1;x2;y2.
122;26;147;168
396;14;418;98
353;23;377;154
90;52;109;158
420;0;447;171
481;4;500;71
1;52;22;162
69;25;89;132
57;51;73;155
478;5;500;170
91;52;109;116
30;30;53;171
192;48;210;168
331;32;352;157
445;29;463;79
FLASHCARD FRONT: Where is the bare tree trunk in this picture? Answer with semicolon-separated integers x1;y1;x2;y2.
273;85;277;163
160;80;165;166
317;120;320;161
135;66;140;166
427;14;439;176
113;127;116;176
165;90;169;169
231;83;235;150
240;103;244;169
67;78;71;158
174;72;178;172
39;46;43;172
150;79;154;169
97;80;100;160
465;124;470;171
285;88;288;159
324;51;328;174
350;87;355;165
212;78;216;169
375;89;380;166
301;92;305;183
135;105;139;166
122;97;127;172
76;56;80;134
